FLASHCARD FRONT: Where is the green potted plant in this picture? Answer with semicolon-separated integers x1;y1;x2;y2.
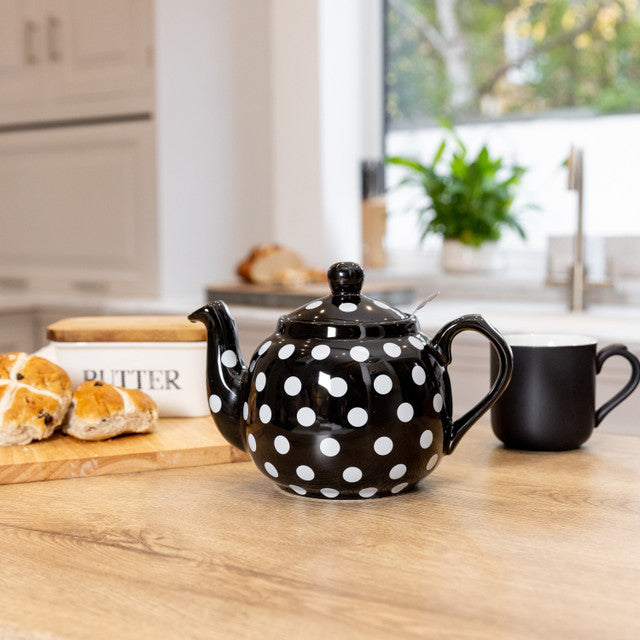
386;122;531;273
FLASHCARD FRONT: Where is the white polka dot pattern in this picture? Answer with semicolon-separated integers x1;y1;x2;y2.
289;484;306;495
420;429;434;449
274;435;290;454
233;306;451;498
284;376;302;396
311;344;330;360
427;454;439;470
412;365;426;385
373;374;392;395
319;437;340;457
209;394;221;413
258;340;271;355
296;465;315;481
397;402;414;423
264;462;278;477
383;342;401;358
328;377;347;397
349;346;369;362
221;350;238;368
342;467;363;483
259;404;272;423
278;344;295;359
347;407;368;427
389;464;407;479
297;407;316;427
373;436;393;455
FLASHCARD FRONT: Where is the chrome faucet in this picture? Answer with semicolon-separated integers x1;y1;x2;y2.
546;147;613;308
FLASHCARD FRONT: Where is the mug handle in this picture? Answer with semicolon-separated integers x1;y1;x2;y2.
431;314;513;454
595;344;640;426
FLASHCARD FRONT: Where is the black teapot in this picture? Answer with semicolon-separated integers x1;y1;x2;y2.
189;262;512;499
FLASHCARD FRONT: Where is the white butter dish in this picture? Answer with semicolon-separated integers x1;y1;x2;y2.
43;316;208;417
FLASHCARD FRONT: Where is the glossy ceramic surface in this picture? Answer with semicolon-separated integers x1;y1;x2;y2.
491;334;640;450
190;262;513;499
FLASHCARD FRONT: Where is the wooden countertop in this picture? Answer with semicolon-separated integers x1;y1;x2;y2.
1;424;639;640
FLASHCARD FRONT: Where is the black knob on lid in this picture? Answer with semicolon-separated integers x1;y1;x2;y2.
328;262;364;297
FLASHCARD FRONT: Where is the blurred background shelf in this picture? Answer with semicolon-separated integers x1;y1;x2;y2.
205;280;416;308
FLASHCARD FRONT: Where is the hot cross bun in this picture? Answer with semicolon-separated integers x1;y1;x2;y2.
0;352;73;446
63;380;158;441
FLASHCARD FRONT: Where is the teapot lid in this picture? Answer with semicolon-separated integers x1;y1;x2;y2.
278;262;419;339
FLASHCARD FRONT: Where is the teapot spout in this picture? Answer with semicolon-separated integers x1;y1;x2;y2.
188;302;248;452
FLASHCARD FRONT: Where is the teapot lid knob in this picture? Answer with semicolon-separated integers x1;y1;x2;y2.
328;261;364;297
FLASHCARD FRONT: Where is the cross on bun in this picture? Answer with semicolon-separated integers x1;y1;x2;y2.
0;352;73;446
64;380;158;441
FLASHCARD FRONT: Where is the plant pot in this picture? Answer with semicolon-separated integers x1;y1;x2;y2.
440;239;500;274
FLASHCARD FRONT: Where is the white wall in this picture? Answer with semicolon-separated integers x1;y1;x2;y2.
271;0;381;267
155;0;382;299
155;0;273;299
270;0;325;265
318;0;366;264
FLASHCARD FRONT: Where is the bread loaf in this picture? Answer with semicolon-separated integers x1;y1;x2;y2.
64;380;158;441
237;244;325;287
0;352;73;446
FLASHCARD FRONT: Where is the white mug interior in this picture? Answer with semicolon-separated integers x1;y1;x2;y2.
504;333;597;348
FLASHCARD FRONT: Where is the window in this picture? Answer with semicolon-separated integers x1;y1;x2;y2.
384;0;640;276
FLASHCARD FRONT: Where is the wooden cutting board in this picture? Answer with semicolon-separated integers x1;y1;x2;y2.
0;416;249;485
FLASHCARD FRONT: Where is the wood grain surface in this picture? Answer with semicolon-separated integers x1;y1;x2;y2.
0;416;248;484
0;425;638;640
46;315;206;342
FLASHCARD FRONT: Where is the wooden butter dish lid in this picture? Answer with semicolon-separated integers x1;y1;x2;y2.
47;316;206;343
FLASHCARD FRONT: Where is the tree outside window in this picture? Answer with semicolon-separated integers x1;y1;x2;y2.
386;0;640;125
384;0;640;276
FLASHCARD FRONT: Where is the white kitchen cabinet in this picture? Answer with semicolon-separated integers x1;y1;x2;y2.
0;1;272;301
0;0;153;125
0;312;36;353
0;0;156;298
0;120;157;296
0;0;45;116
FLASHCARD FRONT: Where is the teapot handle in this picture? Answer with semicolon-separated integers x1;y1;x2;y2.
431;314;513;454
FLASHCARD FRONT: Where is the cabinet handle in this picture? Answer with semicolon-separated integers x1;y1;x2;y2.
47;15;61;61
24;20;38;64
0;277;28;290
72;280;109;294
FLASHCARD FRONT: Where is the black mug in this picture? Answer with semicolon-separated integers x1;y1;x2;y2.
490;334;640;451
